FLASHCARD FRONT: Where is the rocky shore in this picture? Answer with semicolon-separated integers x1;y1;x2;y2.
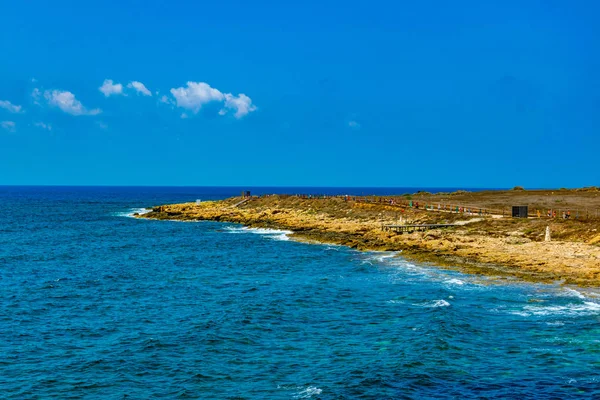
137;195;600;287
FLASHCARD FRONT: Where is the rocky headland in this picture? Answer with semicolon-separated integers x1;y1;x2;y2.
137;189;600;286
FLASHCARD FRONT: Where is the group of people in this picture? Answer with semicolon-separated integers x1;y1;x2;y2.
543;209;571;219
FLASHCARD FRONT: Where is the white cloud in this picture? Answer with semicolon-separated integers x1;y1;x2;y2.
159;95;173;105
0;100;23;113
32;88;42;104
348;120;361;129
99;79;124;97
1;121;16;132
170;81;225;113
43;89;101;116
34;122;52;131
127;81;152;96
169;81;257;118
221;93;257;119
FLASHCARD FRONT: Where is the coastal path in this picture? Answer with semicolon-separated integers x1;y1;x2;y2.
382;223;457;234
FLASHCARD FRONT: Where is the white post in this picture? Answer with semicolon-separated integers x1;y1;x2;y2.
545;226;551;242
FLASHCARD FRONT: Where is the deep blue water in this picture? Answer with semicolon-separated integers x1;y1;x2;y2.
1;186;599;399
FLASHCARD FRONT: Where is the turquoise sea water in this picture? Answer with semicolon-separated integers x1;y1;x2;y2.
1;186;599;399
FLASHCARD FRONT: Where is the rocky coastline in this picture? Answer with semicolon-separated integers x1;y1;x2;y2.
137;194;600;287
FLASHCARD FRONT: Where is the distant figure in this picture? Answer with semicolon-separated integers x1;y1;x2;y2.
547;209;551;217
553;210;557;218
537;210;541;218
567;210;571;219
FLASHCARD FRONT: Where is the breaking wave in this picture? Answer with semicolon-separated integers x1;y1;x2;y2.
223;226;292;241
113;208;152;218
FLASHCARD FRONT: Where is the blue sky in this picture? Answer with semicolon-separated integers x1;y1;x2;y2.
1;0;598;187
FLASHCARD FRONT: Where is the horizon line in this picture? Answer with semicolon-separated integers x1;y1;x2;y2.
2;184;590;190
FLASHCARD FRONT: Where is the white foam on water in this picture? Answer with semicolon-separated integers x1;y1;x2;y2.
223;226;245;233
416;299;451;308
362;251;483;289
375;252;398;262
561;288;586;299
223;226;292;241
293;386;322;399
382;259;440;281
432;299;451;307
387;299;404;304
510;301;600;317
113;208;152;218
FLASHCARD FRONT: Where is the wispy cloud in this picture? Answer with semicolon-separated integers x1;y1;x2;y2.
348;120;361;129
169;81;256;119
99;79;124;97
32;88;42;105
96;121;108;130
0;100;23;114
42;89;101;116
127;81;152;96
159;95;173;105
34;122;52;131
1;121;16;132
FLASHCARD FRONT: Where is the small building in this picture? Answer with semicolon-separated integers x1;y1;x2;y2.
512;205;528;218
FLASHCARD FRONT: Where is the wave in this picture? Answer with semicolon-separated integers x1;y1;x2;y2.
293;386;322;399
561;288;586;299
362;251;403;264
416;299;451;308
510;301;600;317
113;208;152;218
223;226;292;241
373;252;398;262
362;251;492;291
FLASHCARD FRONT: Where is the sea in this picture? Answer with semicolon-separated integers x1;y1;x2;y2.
1;186;599;399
